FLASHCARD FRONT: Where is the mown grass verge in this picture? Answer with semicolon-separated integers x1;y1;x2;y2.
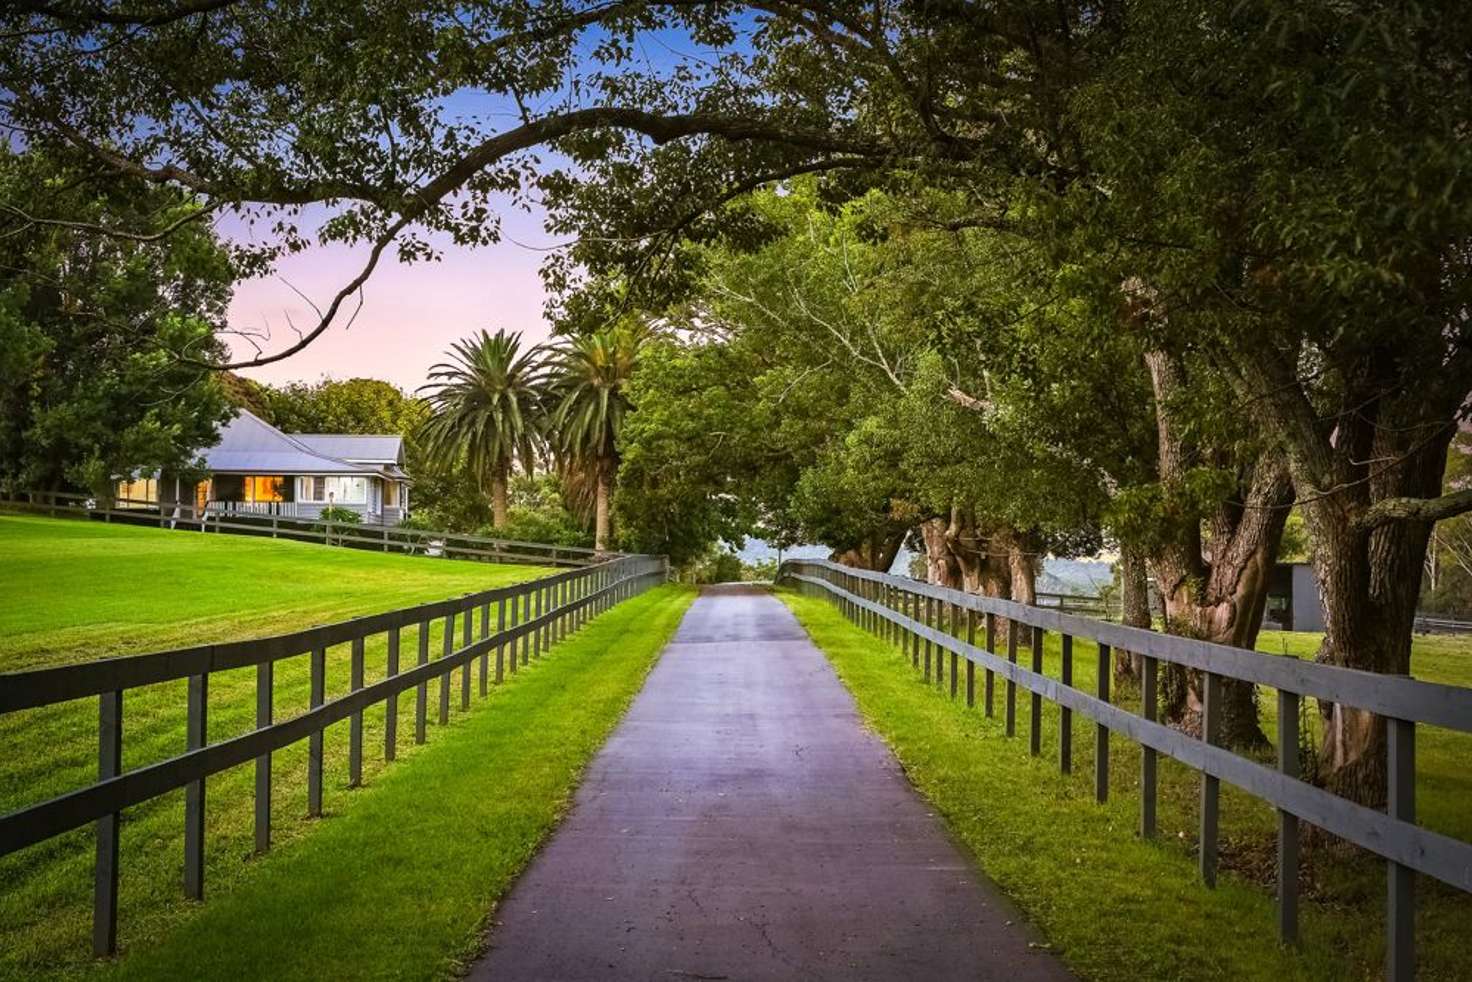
777;587;1470;981
0;514;554;979
78;583;696;982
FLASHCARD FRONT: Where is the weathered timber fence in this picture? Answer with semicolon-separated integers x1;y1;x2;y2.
778;559;1472;982
0;554;666;956
1;490;602;567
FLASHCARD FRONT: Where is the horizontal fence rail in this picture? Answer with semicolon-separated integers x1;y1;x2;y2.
1;491;604;567
777;559;1472;982
0;555;666;956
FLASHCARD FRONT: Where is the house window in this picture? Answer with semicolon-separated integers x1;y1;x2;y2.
298;476;367;504
244;476;286;503
115;478;157;506
384;482;398;507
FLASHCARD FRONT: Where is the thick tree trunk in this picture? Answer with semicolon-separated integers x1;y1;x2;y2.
1146;349;1290;750
1304;442;1446;806
830;528;906;572
594;466;611;552
490;466;509;529
1115;543;1151;681
919;516;964;588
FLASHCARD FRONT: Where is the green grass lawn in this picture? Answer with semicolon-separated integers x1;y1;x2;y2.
778;587;1472;981
0;512;551;669
99;584;695;982
0;513;560;980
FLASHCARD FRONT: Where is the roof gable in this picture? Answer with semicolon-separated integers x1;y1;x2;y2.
202;410;396;476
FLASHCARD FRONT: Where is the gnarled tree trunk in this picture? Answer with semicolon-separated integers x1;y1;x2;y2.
830;528;907;572
1146;349;1291;750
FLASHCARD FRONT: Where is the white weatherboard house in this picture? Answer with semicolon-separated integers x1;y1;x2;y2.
118;409;411;525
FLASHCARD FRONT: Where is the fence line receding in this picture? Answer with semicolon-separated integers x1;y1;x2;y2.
2;490;602;567
0;554;666;957
778;558;1472;982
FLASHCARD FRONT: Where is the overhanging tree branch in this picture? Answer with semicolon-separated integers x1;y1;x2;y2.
1354;488;1472;531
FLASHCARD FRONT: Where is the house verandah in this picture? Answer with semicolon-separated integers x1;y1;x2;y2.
117;410;411;526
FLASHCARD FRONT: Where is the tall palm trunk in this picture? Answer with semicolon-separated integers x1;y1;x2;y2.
490;463;510;529
594;461;612;552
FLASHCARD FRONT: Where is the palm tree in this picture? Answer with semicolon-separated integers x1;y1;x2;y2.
547;323;647;551
418;329;546;528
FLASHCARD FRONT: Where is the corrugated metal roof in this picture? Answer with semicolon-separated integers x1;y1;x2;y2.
294;434;403;463
201;411;402;479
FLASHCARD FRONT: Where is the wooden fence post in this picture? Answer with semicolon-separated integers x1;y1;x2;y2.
1060;635;1073;774
1200;671;1222;887
1277;688;1299;944
415;621;429;744
254;662;272;852
1141;655;1158;837
1095;643;1110;803
1387;716;1416;981
308;646;326;813
1005;625;1018;738
1029;626;1044;755
520;589;531;666
923;595;934;682
439;612;454;724
184;673;207;900
496;596;507;682
461;602;472;710
93;690;122;956
949;603;960;698
984;612;997;718
385;628;400;762
349;636;364;787
965;608;976;708
479;602;490;696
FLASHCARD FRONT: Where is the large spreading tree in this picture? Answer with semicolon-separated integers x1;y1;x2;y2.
7;0;1472;800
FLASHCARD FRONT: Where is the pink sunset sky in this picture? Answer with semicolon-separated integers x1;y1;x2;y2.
223;200;561;394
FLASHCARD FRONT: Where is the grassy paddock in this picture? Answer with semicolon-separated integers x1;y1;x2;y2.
778;587;1472;981
0;514;556;980
102;584;695;982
